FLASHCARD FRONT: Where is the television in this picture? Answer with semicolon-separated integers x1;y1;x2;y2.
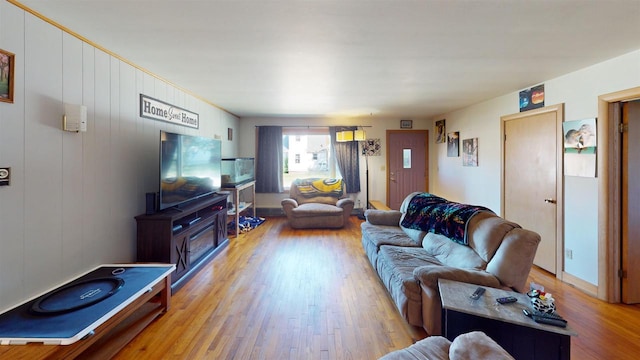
159;130;222;210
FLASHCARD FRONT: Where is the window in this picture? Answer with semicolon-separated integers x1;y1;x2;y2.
283;127;337;189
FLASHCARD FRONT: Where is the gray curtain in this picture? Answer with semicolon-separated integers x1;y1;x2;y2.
330;127;361;193
256;126;284;193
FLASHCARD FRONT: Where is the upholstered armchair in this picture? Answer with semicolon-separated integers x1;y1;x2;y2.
281;178;354;229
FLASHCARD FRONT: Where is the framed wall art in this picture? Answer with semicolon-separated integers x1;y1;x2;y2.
400;119;413;129
0;48;15;104
447;132;459;157
435;119;446;143
462;138;478;166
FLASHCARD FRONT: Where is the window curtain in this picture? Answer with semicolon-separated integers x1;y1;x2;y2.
256;126;284;193
330;127;361;193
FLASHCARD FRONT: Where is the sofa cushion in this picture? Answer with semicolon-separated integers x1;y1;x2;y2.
422;233;486;270
449;331;514;360
361;222;420;249
399;192;428;245
467;215;520;263
485;228;541;292
412;265;502;289
290;203;344;217
377;246;441;326
365;209;403;226
378;335;451;360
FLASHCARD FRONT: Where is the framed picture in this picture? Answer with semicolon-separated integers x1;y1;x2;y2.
228;128;233;141
0;48;15;103
400;119;413;129
462;138;478;166
447;132;459;157
435;119;446;143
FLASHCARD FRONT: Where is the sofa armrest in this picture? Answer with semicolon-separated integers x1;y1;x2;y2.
413;265;502;289
281;198;299;215
364;209;402;226
336;197;354;208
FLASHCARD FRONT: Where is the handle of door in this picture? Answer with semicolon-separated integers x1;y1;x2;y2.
544;198;557;204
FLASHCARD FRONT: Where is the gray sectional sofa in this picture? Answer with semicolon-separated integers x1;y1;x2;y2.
361;192;541;335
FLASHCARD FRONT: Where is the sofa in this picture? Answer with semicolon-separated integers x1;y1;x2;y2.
379;331;514;360
281;178;354;229
362;192;540;335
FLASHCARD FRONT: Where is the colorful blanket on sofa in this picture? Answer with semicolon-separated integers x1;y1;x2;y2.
400;193;495;245
294;178;344;198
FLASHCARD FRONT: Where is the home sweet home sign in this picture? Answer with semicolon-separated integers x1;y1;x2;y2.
139;94;199;129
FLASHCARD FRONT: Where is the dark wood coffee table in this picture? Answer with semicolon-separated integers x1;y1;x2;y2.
438;279;577;360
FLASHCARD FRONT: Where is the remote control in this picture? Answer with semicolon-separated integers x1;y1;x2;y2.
532;315;567;328
532;309;567;322
496;296;518;304
470;287;485;300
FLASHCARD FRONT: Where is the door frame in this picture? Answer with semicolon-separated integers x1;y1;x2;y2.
501;103;565;280
598;86;640;302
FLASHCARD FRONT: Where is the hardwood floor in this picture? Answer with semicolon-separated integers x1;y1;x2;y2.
3;216;639;359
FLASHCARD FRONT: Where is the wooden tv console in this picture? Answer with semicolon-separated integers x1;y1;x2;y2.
135;194;229;291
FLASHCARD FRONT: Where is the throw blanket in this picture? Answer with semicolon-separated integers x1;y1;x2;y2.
294;178;344;198
400;193;495;245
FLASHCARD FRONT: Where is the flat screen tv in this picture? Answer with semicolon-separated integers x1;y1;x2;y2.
159;130;222;210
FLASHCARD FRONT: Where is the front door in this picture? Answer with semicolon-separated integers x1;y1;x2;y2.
622;100;640;304
386;130;428;210
502;105;563;275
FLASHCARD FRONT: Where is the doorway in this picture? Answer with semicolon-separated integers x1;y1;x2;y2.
501;104;564;276
597;86;640;303
386;130;428;210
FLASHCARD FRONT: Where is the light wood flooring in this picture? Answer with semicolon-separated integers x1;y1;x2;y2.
4;216;640;359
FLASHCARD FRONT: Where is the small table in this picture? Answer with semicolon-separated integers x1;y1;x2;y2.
438;279;577;360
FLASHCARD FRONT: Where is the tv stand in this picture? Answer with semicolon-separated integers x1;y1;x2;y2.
135;194;228;292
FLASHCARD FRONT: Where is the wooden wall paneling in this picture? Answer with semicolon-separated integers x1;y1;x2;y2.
93;49;113;266
118;62;139;261
0;2;26;311
23;16;64;297
61;32;85;277
108;55;127;262
81;43;99;268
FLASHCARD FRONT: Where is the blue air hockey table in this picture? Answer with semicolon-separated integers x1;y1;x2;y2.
0;264;174;359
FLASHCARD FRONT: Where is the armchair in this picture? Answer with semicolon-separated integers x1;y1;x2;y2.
281;178;354;229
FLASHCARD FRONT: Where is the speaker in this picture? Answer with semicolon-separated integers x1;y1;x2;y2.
145;192;156;214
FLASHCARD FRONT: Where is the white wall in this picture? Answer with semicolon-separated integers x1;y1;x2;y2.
239;116;429;210
0;2;239;311
429;49;640;286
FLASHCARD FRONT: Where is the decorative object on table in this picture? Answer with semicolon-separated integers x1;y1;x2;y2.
435;119;446;143
0;48;15;103
528;288;557;314
400;119;413;129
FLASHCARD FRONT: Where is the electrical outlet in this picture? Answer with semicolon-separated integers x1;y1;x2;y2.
0;167;10;186
565;249;573;259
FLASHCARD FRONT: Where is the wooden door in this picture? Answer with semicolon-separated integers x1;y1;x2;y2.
622;100;640;303
386;130;428;210
503;105;562;274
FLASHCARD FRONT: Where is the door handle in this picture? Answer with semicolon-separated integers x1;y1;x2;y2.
544;198;557;204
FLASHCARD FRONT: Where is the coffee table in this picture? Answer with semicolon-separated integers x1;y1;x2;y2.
438;279;577;360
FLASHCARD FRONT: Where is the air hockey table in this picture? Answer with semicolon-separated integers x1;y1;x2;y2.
0;264;174;359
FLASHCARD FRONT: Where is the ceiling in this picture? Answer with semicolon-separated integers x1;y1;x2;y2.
14;0;640;120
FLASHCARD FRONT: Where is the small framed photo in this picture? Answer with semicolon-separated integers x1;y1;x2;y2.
0;48;15;103
228;128;233;141
400;119;413;129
